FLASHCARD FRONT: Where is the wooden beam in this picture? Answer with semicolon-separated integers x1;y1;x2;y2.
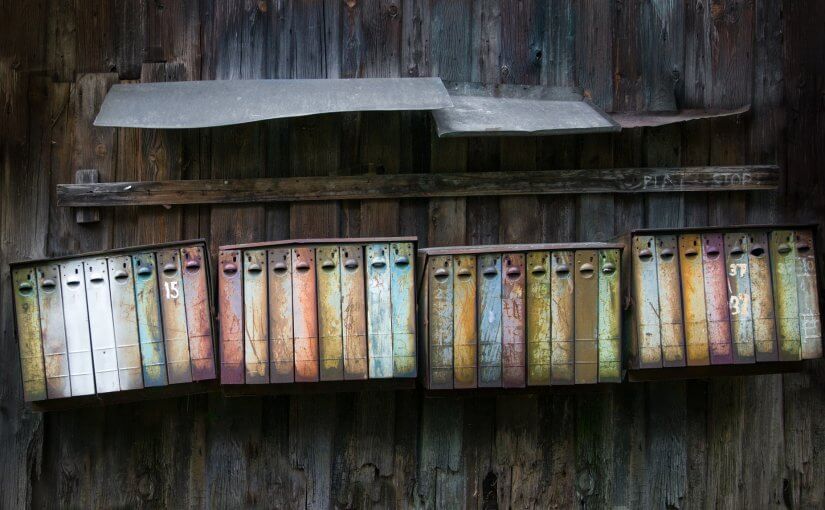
57;165;779;207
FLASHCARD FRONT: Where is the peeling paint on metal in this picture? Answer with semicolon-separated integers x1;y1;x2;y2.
390;242;416;378
244;249;269;383
656;235;686;367
679;235;709;366
157;249;192;384
748;232;778;362
367;244;393;378
268;248;295;383
770;230;800;361
703;234;733;364
551;251;574;384
453;254;477;389
477;254;502;387
428;255;453;389
107;256;144;390
724;233;755;364
36;263;71;398
84;258;121;393
574;250;598;384
526;251;551;386
502;253;526;388
632;236;662;368
133;253;169;387
317;246;344;381
340;245;367;380
598;249;622;383
180;246;216;381
13;267;47;401
794;230;821;359
292;247;319;382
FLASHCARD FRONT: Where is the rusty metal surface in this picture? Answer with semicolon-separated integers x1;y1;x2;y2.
656;235;686;367
36;263;71;398
390;243;416;378
679;235;710;366
84;258;121;393
317;246;344;381
107;256;144;390
292;247;319;382
157;249;192;384
180;246;216;381
340;245;367;380
428;255;453;389
574;251;598;384
724;234;756;364
501;253;526;388
748;232;778;361
133;253;169;387
218;249;244;384
770;230;801;361
477;254;502;387
367;244;393;378
268;248;295;383
702;234;733;364
632;236;662;368
550;251;574;384
794;230;822;359
243;249;269;384
453;255;477;389
598;249;622;382
13;267;47;401
526;252;551;386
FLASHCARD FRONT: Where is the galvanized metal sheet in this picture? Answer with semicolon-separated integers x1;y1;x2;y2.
107;256;144;390
244;249;269;384
180;246;215;381
133;253;169;387
679;235;710;366
477;254;502;387
703;234;733;364
551;251;575;384
292;248;319;382
95;78;453;128
36;264;71;398
795;230;822;359
84;258;120;393
574;251;599;384
502;253;526;388
317;246;344;381
13;267;47;401
724;234;756;364
268;248;295;383
433;95;620;137
340;245;367;380
218;250;244;384
632;236;662;368
656;235;686;367
157;249;192;384
770;230;801;361
526;252;551;386
428;255;454;389
367;244;393;378
390;243;416;378
598;249;622;383
453;255;477;389
748;232;778;362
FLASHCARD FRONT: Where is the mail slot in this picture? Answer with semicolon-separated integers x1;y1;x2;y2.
11;240;216;406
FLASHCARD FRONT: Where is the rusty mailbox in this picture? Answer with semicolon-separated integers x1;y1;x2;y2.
620;225;823;379
217;237;418;388
419;243;624;390
10;240;216;407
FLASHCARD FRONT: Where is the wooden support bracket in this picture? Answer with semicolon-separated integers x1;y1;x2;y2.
74;169;100;223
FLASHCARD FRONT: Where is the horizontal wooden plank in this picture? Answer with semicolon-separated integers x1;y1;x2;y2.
57;165;779;207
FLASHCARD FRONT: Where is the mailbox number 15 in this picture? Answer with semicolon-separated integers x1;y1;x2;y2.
164;281;179;300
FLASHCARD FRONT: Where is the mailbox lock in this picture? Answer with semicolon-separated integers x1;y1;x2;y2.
343;258;358;270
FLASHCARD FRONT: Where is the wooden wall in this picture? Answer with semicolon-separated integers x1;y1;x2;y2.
1;0;823;507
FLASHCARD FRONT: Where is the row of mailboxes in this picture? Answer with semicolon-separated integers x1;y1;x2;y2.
217;238;417;384
622;227;822;375
10;241;215;403
418;244;624;388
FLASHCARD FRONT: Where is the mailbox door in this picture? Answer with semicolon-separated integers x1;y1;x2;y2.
244;249;269;383
477;254;502;387
340;245;367;380
551;251;574;384
502;253;526;388
703;234;733;364
632;236;662;368
367;244;393;378
428;255;453;389
748;232;778;362
317;246;344;381
181;246;216;381
679;235;710;366
795;230;822;359
574;251;598;384
656;236;686;367
770;231;800;361
107;256;144;390
218;250;244;384
37;264;71;398
526;251;551;386
391;242;416;378
84;258;120;393
13;267;47;401
292;247;319;382
133;253;169;387
725;234;755;364
453;255;478;389
157;249;192;384
598;249;622;383
61;261;96;396
268;248;295;383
